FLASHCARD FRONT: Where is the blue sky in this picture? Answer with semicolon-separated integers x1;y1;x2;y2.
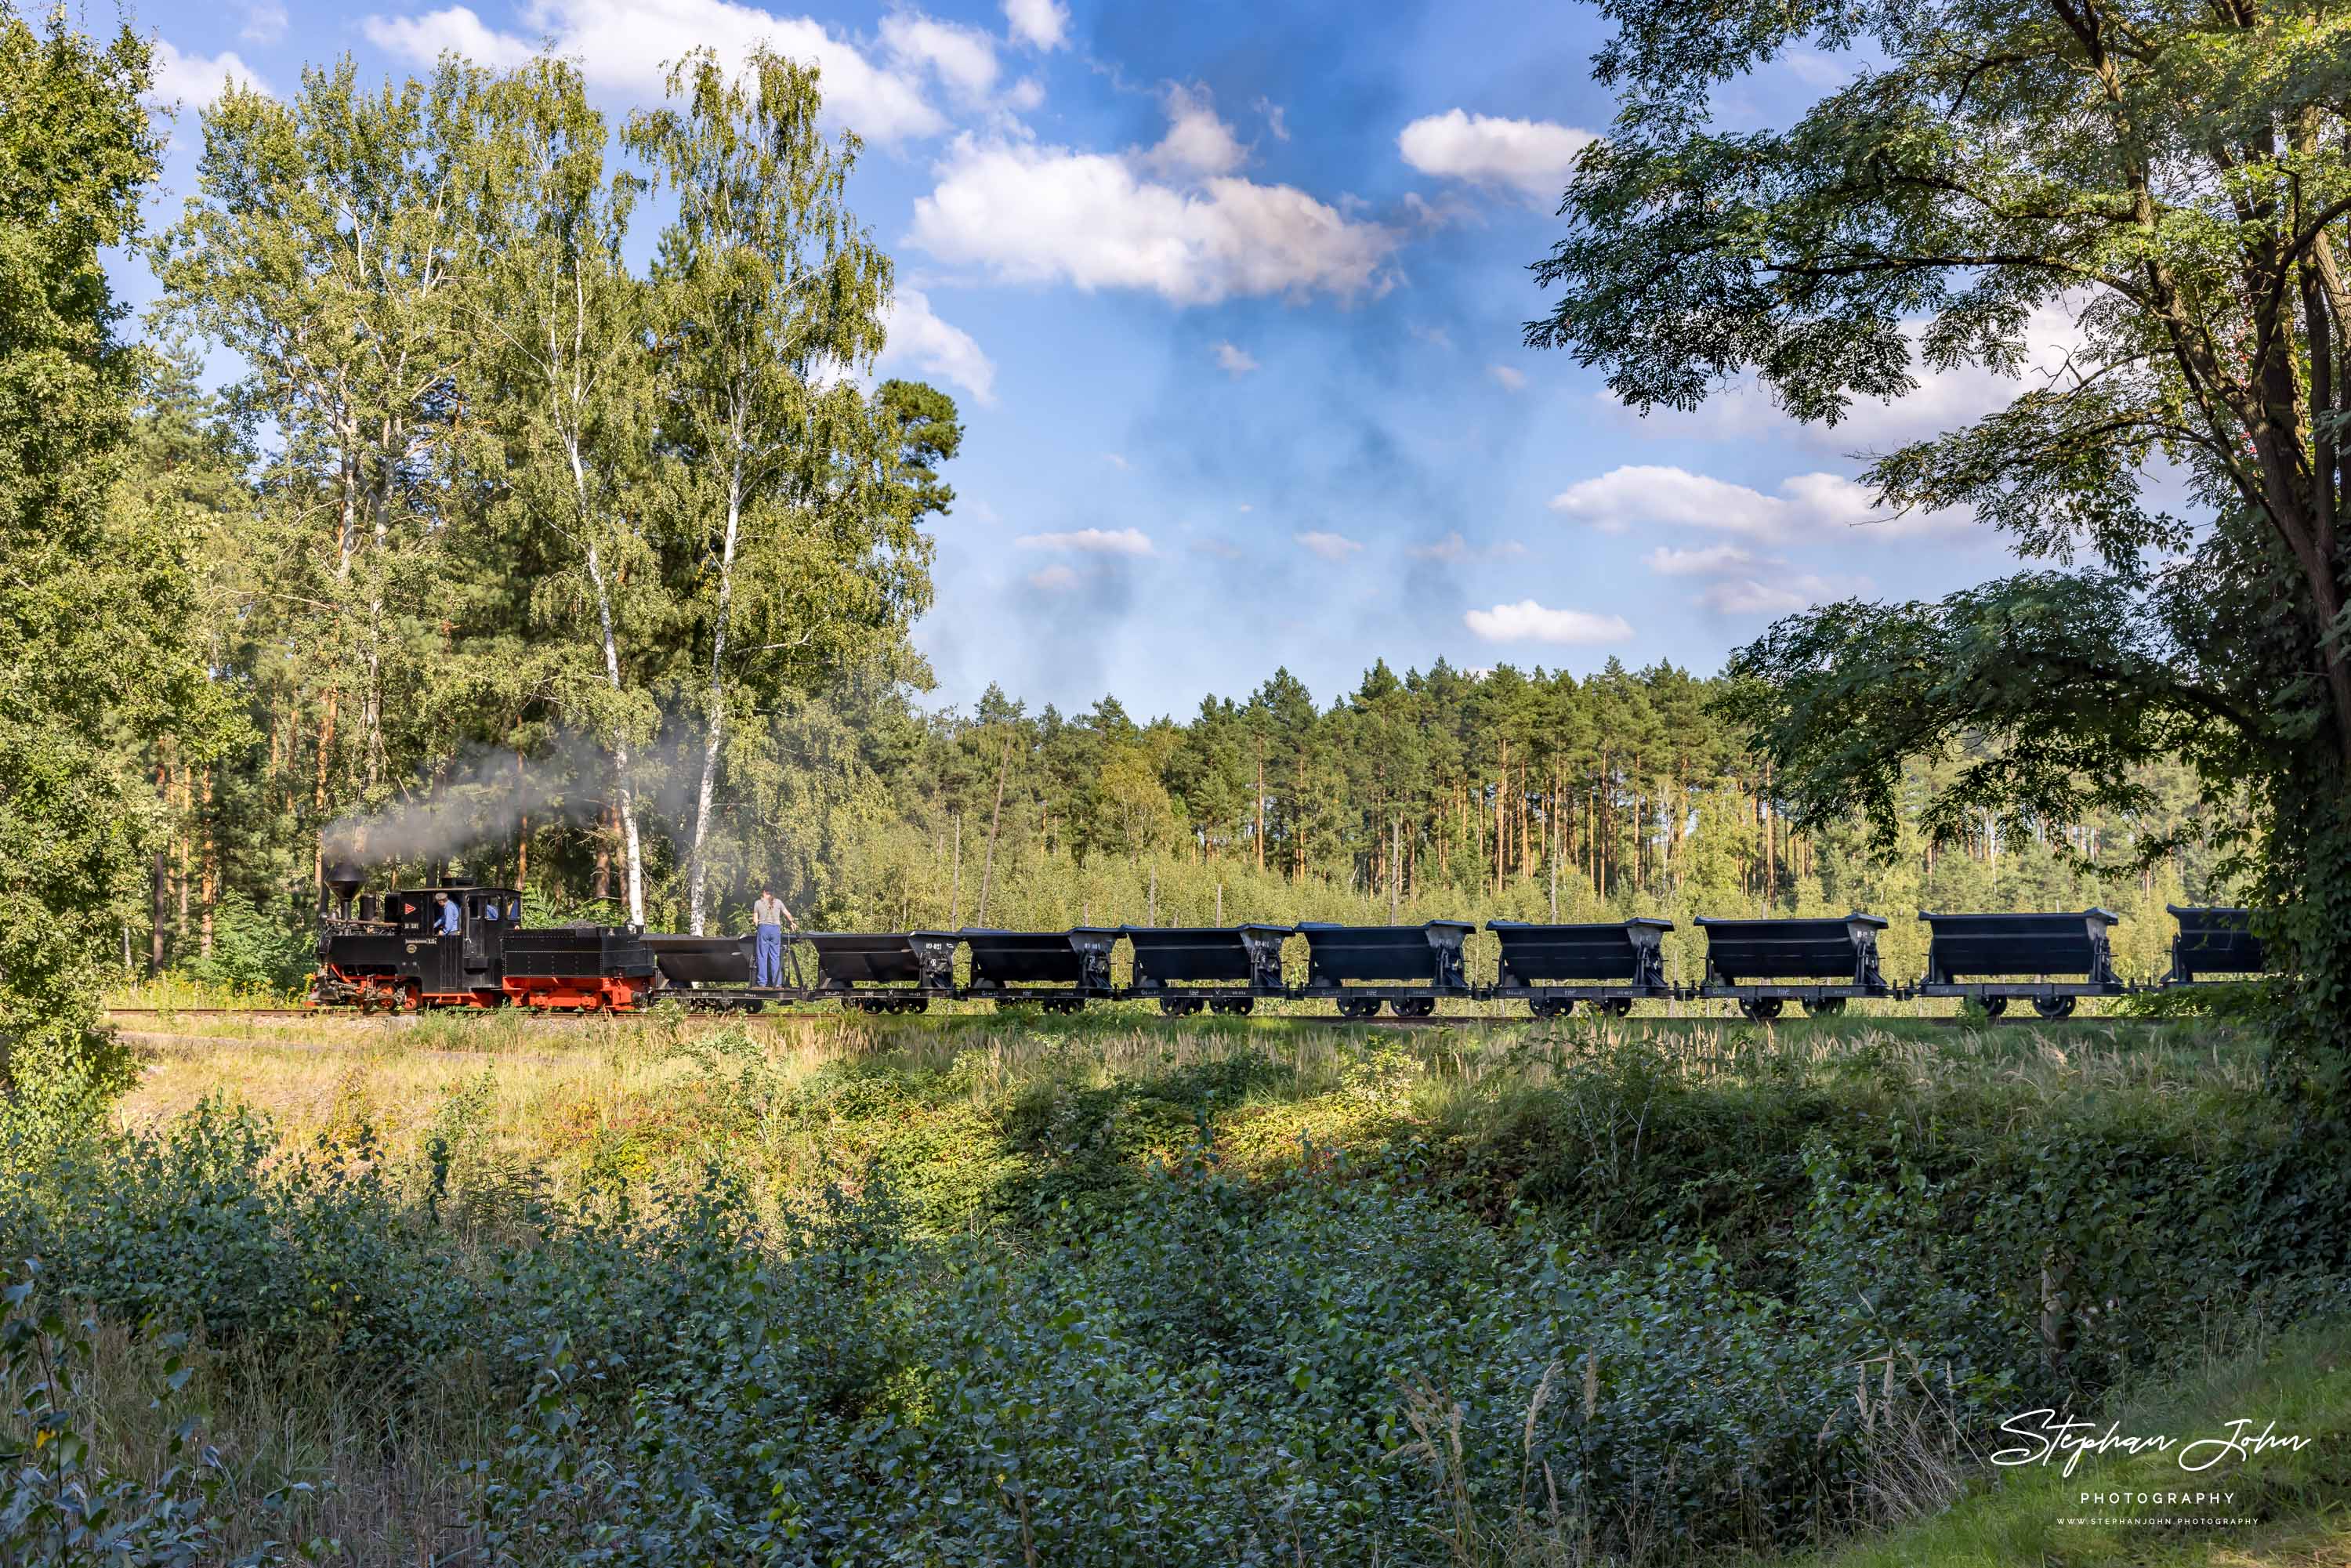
131;0;2052;721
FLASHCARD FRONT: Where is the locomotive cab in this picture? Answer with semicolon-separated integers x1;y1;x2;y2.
389;883;522;995
313;876;524;1010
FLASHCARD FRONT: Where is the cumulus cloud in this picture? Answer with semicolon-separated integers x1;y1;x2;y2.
1398;109;1597;203
1549;464;1968;543
1465;599;1634;644
360;5;534;68
146;38;270;108
1003;0;1067;49
1027;563;1080;590
879;13;999;107
878;288;996;405
1407;531;1527;563
1143;84;1247;177
241;2;288;44
1597;305;2091;453
1297;531;1364;561
1016;527;1155;556
1212;341;1259;376
908;110;1399;306
1700;574;1868;615
1643;544;1770;576
1488;364;1527;391
362;1;947;144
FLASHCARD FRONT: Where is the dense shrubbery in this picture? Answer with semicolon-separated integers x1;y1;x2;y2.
5;1027;2346;1563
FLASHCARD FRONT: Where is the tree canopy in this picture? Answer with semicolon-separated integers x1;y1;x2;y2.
1532;0;2351;1086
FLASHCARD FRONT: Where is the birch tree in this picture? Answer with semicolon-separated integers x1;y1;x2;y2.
626;48;916;934
464;57;659;926
155;63;488;842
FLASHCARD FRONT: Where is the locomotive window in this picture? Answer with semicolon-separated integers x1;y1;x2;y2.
466;896;482;918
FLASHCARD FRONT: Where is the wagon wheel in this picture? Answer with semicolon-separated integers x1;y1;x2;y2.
1737;998;1784;1022
1980;996;2009;1019
1530;998;1574;1019
1805;998;1846;1017
1337;997;1380;1020
1211;998;1254;1016
2032;995;2077;1021
906;997;930;1013
1603;998;1635;1019
1157;997;1196;1017
1394;997;1436;1019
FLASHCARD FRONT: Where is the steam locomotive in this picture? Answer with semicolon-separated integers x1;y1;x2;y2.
309;864;657;1012
310;864;2272;1019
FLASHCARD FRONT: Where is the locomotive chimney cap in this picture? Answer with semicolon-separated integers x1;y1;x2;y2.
324;862;364;900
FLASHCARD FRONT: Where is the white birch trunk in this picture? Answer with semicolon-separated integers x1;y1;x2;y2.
685;456;743;936
571;422;647;929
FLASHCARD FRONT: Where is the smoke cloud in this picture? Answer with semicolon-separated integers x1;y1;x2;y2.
324;737;610;868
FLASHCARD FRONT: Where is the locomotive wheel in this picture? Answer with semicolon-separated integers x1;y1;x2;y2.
1980;996;2009;1019
2032;995;2078;1021
1210;998;1254;1016
1603;998;1635;1019
1737;998;1784;1022
1805;998;1846;1017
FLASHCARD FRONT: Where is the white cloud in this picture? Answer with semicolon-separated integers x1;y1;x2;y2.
1212;341;1259;376
1297;531;1363;561
878;288;996;405
1783;49;1849;87
1101;452;1130;470
1465;599;1634;644
880;13;999;107
1643;544;1769;576
1549;464;1968;543
1027;563;1080;591
1597;305;2091;453
1408;531;1527;562
146;39;269;108
1255;97;1288;142
1016;527;1155;556
909;121;1399;306
1700;574;1868;615
1410;323;1454;351
1003;0;1068;49
241;2;288;44
1005;76;1044;112
1397;109;1597;203
1487;363;1527;391
362;1;946;145
1143;84;1246;177
1235;502;1253;512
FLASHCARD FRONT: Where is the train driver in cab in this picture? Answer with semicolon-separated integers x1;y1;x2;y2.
435;892;461;936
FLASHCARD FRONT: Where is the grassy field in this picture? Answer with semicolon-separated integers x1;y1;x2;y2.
9;1005;2342;1564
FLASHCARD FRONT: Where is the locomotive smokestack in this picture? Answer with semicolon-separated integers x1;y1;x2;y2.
324;861;364;918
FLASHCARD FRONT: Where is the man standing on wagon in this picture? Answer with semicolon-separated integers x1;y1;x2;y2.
752;886;796;987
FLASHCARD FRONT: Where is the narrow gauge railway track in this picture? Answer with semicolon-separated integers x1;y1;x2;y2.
103;1004;2150;1031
